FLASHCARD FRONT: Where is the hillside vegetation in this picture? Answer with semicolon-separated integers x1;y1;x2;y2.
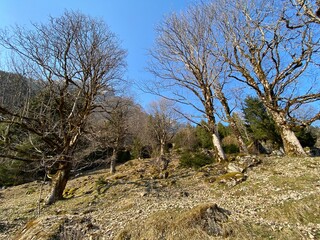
0;155;319;239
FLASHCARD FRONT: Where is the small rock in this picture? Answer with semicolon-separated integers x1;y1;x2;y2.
140;191;148;197
180;191;189;197
227;163;245;173
271;149;285;156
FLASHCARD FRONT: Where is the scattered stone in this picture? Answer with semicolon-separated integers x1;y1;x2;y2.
140;191;148;197
228;163;245;173
217;172;247;187
271;148;285;156
227;155;261;175
180;191;189;197
159;171;169;179
199;204;232;237
1;155;319;239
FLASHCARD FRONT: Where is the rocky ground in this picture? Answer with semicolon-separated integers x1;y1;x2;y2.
0;155;319;239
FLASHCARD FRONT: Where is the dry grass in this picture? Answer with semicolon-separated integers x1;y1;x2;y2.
115;204;231;240
0;156;319;239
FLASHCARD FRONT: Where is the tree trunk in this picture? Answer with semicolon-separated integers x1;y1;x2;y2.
110;148;117;174
278;124;306;156
212;131;227;162
160;139;165;155
229;120;248;154
209;120;226;162
157;154;170;171
215;88;248;154
46;162;71;205
269;111;306;156
207;114;226;162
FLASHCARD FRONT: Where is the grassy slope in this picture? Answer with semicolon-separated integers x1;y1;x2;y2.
0;156;319;239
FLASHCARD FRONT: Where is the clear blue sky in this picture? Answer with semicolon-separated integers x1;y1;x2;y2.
0;0;191;109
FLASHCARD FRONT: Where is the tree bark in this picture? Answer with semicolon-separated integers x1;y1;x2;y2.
212;132;226;162
209;120;226;162
160;139;165;155
110;148;117;174
215;87;248;154
46;162;71;205
269;111;306;156
229;118;248;154
278;124;306;156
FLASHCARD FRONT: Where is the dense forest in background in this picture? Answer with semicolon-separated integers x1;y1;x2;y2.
0;0;320;205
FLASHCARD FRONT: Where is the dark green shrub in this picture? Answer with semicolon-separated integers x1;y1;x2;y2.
295;128;316;148
179;151;214;169
223;144;239;154
195;124;213;149
242;97;282;145
117;150;131;163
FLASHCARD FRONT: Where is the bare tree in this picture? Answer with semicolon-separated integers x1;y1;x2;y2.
0;11;126;204
0;71;33;110
148;6;230;161
148;98;179;156
212;71;249;154
290;0;320;25
210;0;320;156
94;97;137;174
127;105;151;159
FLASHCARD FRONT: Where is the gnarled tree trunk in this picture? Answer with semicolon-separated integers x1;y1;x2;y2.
278;124;306;156
269;111;306;156
46;162;72;205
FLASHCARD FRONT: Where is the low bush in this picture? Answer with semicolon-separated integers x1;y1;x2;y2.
179;151;214;169
223;144;239;154
117;150;131;163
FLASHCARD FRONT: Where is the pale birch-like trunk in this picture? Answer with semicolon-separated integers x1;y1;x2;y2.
212;132;226;162
278;124;306;156
269;111;306;156
160;139;165;155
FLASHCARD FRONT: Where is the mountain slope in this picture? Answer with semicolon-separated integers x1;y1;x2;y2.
0;156;319;239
